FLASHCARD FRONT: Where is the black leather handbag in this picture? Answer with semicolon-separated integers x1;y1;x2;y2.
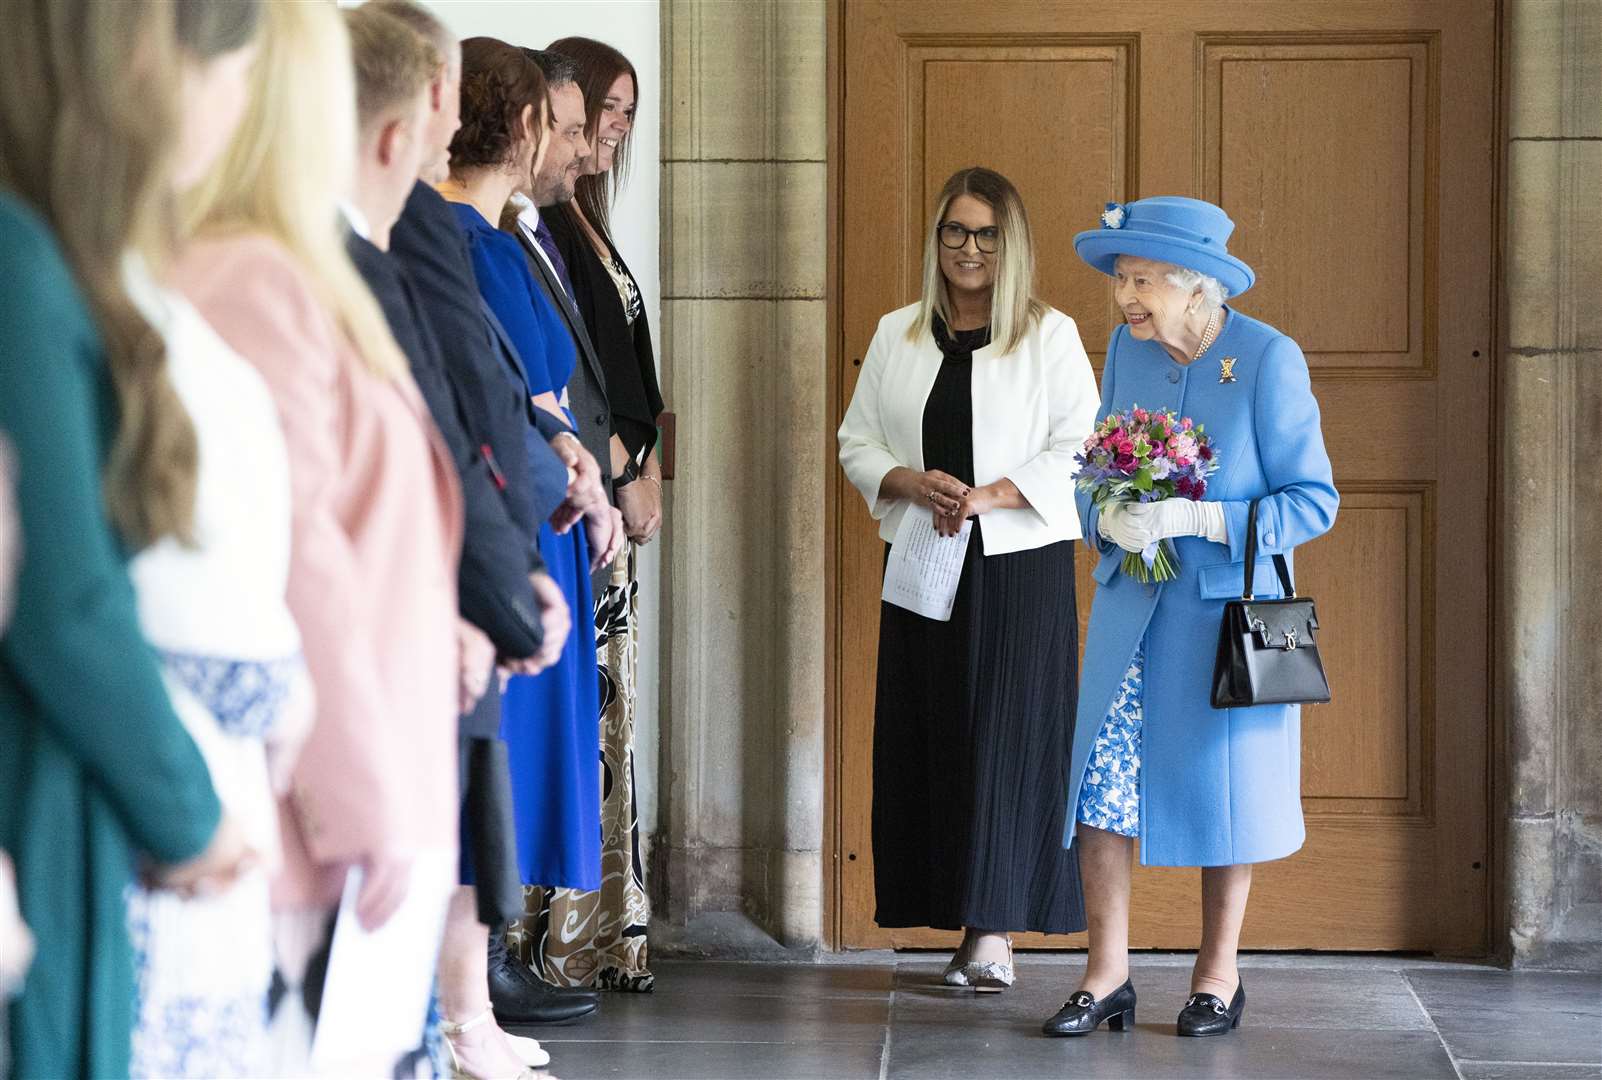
1210;498;1331;709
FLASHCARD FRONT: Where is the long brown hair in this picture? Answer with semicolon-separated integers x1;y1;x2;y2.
0;0;194;549
547;36;638;237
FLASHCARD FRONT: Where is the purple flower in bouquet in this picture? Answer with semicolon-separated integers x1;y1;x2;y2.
1074;405;1221;583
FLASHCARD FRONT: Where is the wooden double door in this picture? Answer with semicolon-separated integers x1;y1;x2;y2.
832;0;1497;952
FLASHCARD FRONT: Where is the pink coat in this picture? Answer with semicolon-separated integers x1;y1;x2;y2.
177;233;463;908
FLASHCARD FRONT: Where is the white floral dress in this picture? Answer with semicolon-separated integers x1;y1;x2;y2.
122;263;310;1078
1076;645;1144;837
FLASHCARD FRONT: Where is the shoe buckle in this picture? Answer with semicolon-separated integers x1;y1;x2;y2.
1070;991;1095;1008
1213;1001;1227;1015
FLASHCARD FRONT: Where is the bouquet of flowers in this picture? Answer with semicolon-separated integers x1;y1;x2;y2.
1074;405;1219;583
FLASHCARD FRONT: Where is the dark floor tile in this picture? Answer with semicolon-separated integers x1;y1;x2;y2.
1456;1063;1602;1080
645;960;894;1000
885;1025;1456;1080
523;989;890;1045
540;1039;885;1080
1406;969;1602;1065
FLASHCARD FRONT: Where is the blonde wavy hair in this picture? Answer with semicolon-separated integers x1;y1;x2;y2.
0;0;195;548
909;167;1045;355
183;0;406;380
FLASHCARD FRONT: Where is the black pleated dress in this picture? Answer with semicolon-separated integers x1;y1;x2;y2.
871;316;1086;934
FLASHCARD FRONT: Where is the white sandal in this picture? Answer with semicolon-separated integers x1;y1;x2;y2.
440;1006;541;1079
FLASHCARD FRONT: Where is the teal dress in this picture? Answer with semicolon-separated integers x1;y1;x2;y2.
0;193;220;1078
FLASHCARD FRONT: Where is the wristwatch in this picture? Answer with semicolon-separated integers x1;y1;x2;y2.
616;458;641;488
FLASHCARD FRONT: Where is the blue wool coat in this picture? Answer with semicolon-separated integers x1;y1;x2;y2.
1067;307;1339;867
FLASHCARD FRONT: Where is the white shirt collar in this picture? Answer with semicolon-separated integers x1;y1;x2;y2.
339;201;371;241
509;192;540;234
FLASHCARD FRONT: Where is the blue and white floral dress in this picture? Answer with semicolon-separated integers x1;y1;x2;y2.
124;264;311;1078
1076;645;1144;837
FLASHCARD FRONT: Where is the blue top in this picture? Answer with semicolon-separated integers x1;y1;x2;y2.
451;202;577;399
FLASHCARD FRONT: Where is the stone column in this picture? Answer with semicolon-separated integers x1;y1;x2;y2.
655;0;828;949
1503;0;1602;968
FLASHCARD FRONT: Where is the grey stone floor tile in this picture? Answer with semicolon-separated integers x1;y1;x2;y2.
523;990;890;1045
893;963;1430;1031
643;960;894;999
1456;1063;1602;1080
1406;969;1602;1065
538;1039;885;1080
884;1025;1457;1080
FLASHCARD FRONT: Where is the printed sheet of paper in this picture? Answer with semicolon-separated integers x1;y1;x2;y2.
309;850;453;1072
882;504;973;621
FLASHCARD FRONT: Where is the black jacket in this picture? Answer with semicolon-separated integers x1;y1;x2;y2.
347;221;545;661
547;207;665;463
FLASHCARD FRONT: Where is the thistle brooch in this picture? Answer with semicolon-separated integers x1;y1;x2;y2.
1219;357;1238;383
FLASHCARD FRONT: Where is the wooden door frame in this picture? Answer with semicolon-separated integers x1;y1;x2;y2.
821;0;1510;956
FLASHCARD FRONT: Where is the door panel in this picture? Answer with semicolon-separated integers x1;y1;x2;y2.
833;0;1495;953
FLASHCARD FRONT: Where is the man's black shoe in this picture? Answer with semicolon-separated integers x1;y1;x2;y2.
487;953;599;1025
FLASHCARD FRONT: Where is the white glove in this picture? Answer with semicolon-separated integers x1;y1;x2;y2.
1124;500;1228;544
1097;502;1156;554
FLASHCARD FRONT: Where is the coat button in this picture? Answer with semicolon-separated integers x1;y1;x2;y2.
1167;370;1180;384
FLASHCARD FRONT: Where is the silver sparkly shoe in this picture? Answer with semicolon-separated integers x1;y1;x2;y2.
942;943;972;986
963;937;1015;993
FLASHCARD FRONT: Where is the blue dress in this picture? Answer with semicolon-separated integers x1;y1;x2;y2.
453;202;601;892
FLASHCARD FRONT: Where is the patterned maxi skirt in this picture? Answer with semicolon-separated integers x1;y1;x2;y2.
515;546;654;991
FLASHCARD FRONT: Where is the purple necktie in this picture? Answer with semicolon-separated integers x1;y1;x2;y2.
532;216;576;300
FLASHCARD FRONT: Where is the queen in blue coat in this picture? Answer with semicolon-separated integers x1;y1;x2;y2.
1040;197;1338;1041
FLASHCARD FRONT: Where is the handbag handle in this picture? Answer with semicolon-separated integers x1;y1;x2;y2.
1242;497;1297;601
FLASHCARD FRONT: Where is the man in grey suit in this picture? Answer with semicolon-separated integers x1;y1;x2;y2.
508;50;617;599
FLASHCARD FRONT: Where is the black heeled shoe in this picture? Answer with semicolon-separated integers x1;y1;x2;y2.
1176;980;1245;1037
1041;979;1137;1037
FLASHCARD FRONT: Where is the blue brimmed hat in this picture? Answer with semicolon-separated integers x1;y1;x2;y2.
1073;196;1255;298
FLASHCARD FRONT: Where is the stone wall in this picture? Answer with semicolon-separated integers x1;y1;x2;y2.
655;0;829;948
1503;0;1602;969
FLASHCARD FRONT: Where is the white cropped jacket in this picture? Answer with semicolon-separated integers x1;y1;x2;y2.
838;302;1100;556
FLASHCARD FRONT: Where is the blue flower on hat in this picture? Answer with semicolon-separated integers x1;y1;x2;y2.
1100;202;1127;230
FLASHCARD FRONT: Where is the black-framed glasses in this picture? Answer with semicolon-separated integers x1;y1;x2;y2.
937;221;1000;254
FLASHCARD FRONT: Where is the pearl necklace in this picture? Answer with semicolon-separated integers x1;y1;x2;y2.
1192;309;1221;361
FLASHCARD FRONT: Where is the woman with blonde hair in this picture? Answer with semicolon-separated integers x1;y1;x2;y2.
838;166;1100;991
0;1;252;1075
174;1;463;1070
